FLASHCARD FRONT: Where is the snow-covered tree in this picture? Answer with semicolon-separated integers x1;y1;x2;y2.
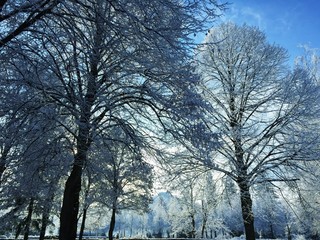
0;0;61;47
0;78;71;239
149;192;172;238
0;121;69;239
89;127;154;240
161;172;229;238
253;183;287;238
295;45;320;82
1;1;226;239
184;22;320;240
288;45;320;239
286;162;320;238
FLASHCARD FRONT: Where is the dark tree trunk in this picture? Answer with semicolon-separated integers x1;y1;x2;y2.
59;164;83;240
201;216;207;238
238;180;255;240
79;207;88;240
23;198;34;240
287;224;292;240
190;213;196;238
79;177;92;240
231;98;255;240
39;209;49;240
59;100;93;240
269;222;275;239
39;203;51;240
59;7;103;239
108;207;117;240
0;161;6;184
201;200;207;238
0;147;9;185
39;186;55;240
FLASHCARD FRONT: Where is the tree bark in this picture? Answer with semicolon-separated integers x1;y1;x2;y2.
287;224;292;240
79;207;87;240
269;222;275;239
238;180;255;240
0;147;9;185
189;213;196;238
201;200;207;238
108;207;117;240
23;198;34;240
59;78;95;239
59;164;83;240
39;187;55;240
39;208;50;240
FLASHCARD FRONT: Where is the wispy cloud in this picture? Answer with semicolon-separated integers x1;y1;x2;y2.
221;5;266;30
241;7;265;29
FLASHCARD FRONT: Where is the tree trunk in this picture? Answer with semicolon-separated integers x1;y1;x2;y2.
238;180;255;240
79;207;88;240
190;213;196;238
287;224;292;240
269;222;275;239
59;6;104;239
79;176;92;240
0;147;9;185
59;164;83;240
23;198;34;240
59;111;92;240
108;207;116;240
39;203;51;240
39;210;49;240
39;186;55;240
201;200;207;238
0;160;6;184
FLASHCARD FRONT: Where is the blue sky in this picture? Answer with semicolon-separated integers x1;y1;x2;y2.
215;0;320;63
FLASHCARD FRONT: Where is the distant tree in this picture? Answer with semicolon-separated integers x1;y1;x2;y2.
295;45;319;82
78;170;94;240
296;183;320;238
177;178;198;238
0;82;70;238
87;128;154;240
172;23;320;240
167;194;194;237
293;47;320;239
197;172;220;238
165;173;205;238
75;126;153;240
253;183;287;238
172;173;231;238
216;178;242;237
149;192;172;238
281;158;320;239
114;210;149;238
0;80;40;185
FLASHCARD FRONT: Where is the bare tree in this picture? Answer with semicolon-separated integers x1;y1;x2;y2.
292;46;320;239
1;1;226;239
171;23;320;240
81;127;154;240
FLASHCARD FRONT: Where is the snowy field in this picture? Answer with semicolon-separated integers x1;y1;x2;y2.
0;236;309;240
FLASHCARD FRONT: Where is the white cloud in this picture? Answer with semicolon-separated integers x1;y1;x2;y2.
241;7;265;29
221;5;266;30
